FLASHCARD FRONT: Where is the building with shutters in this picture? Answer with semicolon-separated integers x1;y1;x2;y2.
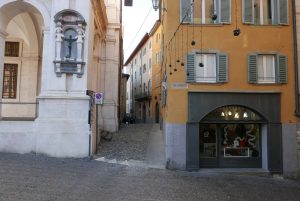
158;0;298;177
0;0;122;157
124;34;152;123
124;21;163;124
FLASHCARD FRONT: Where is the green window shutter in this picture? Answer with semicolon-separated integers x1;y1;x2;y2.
219;0;231;24
273;0;279;24
248;54;257;83
180;0;192;23
276;55;288;83
242;0;254;24
186;53;195;83
217;53;228;83
278;0;288;25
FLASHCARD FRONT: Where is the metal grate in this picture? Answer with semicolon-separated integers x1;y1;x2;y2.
2;64;18;99
5;42;19;57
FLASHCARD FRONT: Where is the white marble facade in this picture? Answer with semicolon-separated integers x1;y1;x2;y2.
0;0;121;157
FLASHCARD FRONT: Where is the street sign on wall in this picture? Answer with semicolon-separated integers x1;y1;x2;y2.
95;92;104;105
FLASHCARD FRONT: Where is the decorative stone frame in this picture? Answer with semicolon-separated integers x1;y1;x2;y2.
53;10;86;78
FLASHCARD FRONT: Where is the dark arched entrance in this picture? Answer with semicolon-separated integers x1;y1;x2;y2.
199;105;266;168
155;102;159;123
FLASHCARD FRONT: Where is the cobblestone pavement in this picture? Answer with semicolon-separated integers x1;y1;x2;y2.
96;124;159;162
0;152;300;201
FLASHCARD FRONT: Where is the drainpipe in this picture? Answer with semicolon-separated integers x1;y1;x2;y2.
292;0;300;116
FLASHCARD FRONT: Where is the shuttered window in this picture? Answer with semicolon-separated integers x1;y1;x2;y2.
180;0;231;24
186;52;228;83
242;0;288;25
248;54;287;84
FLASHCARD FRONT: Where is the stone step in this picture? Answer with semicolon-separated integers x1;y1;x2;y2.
94;156;165;169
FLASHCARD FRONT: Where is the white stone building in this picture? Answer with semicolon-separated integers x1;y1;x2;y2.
0;0;122;157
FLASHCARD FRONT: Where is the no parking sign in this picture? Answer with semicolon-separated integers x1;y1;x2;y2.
95;92;104;105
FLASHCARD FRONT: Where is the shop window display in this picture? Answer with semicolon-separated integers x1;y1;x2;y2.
221;124;260;158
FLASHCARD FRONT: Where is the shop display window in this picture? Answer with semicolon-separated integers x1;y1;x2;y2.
221;124;260;158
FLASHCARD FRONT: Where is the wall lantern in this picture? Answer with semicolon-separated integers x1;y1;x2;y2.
152;0;159;11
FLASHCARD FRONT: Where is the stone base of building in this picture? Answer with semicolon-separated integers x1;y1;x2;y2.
164;123;186;170
0;96;91;158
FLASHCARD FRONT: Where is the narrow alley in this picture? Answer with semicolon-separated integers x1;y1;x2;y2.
96;124;165;169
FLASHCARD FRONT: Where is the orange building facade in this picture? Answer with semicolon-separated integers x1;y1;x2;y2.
159;0;298;177
150;21;163;124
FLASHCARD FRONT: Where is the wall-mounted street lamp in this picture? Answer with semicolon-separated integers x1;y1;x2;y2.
152;0;159;11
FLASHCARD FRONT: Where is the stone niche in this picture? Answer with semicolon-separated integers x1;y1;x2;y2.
53;10;86;78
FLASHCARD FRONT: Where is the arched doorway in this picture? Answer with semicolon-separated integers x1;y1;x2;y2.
155;102;159;123
199;105;266;168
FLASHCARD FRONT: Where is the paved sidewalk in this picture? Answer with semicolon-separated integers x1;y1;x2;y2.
96;123;165;168
1;152;300;201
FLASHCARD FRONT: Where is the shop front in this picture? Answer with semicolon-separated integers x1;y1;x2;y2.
187;92;282;173
199;106;265;168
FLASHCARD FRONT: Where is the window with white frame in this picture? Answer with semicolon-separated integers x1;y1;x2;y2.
186;52;228;83
254;0;273;25
181;0;231;24
248;53;288;84
195;54;217;82
257;55;276;83
243;0;288;25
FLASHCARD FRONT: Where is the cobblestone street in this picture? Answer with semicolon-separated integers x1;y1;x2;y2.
0;152;300;201
96;124;165;168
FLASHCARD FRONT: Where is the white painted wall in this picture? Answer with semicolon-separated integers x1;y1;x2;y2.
0;0;120;157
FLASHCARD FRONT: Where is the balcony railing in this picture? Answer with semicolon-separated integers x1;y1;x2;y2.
135;91;152;101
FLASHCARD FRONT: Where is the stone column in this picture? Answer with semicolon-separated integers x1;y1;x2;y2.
39;27;51;95
0;30;7;119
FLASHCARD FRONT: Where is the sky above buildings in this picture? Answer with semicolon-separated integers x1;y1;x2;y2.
123;0;159;62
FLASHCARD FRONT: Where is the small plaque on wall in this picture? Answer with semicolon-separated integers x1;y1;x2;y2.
171;83;188;89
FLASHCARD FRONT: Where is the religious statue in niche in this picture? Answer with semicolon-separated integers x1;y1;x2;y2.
53;10;86;77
